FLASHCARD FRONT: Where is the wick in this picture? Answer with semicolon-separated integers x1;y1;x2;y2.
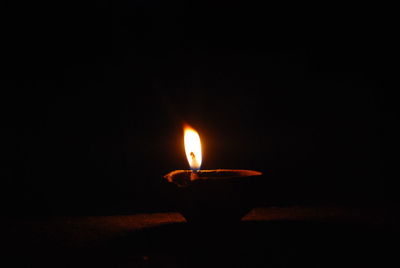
189;152;200;178
190;168;199;181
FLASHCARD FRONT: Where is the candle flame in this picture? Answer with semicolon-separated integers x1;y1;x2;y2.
184;125;202;170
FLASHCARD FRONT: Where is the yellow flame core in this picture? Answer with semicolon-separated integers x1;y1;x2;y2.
184;126;202;170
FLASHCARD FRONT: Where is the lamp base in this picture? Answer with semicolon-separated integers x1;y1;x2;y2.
164;169;263;224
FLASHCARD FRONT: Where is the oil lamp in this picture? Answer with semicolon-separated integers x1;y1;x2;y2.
164;124;263;224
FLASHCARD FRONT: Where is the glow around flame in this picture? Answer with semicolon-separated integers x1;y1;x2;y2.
184;125;202;170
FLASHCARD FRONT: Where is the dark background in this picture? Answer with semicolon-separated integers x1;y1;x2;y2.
1;1;387;217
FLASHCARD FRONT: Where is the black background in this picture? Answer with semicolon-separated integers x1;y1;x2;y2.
1;1;387;216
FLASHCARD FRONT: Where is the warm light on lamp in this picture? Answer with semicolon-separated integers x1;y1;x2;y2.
164;123;262;189
184;125;202;171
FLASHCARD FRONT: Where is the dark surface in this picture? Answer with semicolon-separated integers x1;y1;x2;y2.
2;206;391;268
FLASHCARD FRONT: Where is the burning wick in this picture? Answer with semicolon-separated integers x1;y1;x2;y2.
184;125;201;181
184;125;202;171
190;152;198;174
164;124;262;187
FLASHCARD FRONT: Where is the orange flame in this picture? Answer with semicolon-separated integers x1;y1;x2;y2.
184;125;202;170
